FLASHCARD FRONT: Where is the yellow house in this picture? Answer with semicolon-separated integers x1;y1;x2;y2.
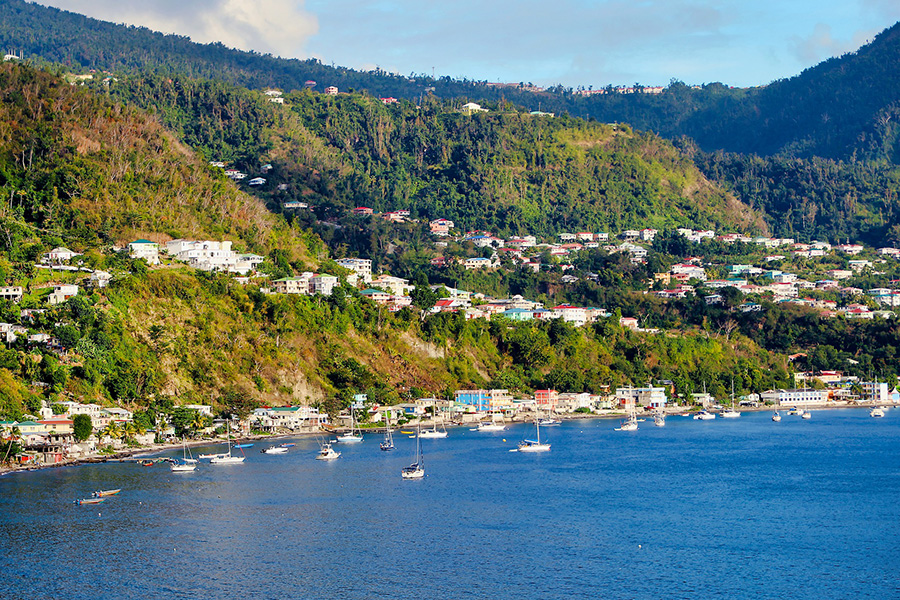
39;419;74;435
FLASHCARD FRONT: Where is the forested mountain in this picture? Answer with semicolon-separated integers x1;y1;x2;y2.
104;73;759;238
1;61;898;425
5;0;900;166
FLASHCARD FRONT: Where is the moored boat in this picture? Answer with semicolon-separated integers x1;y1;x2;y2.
517;419;551;452
91;489;121;497
772;411;782;422
316;441;341;461
401;425;425;478
693;410;716;420
870;406;885;418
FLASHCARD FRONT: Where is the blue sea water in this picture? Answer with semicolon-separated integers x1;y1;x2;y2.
1;408;899;600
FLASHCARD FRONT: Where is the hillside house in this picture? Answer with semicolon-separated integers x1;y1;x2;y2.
48;284;78;305
335;258;373;283
0;286;23;302
43;247;81;263
128;240;160;265
324;86;338;95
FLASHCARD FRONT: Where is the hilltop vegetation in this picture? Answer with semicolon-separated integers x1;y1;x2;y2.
106;73;760;237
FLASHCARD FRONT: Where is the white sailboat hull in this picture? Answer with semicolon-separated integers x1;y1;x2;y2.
210;455;245;464
171;463;196;472
477;423;506;431
418;430;448;439
517;442;551;452
336;434;364;443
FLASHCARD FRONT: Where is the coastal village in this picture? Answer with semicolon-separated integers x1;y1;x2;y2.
2;212;899;469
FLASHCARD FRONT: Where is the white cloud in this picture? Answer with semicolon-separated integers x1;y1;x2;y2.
37;0;318;57
791;23;875;64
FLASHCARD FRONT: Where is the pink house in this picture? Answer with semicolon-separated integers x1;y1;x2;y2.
535;389;559;409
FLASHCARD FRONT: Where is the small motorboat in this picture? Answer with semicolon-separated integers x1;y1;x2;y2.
91;489;121;498
75;498;105;505
233;443;254;449
693;410;716;420
139;460;154;467
262;445;289;454
316;442;341;461
870;406;885;418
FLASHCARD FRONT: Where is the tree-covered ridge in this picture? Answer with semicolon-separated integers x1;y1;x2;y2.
685;146;900;245
0;63;314;259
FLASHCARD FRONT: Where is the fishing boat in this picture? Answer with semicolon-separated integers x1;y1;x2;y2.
210;423;246;464
693;410;716;420
772;411;782;422
336;407;364;443
870;406;885;418
517;419;551;452
75;497;105;506
315;441;341;460
401;425;425;479
91;489;121;497
380;415;395;451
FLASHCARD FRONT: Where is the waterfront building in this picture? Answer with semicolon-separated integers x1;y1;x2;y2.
760;389;829;406
617;386;668;408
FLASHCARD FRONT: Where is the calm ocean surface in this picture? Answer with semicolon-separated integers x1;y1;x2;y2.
2;408;899;600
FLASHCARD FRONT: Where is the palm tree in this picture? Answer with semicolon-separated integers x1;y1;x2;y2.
2;426;22;463
101;421;123;441
189;412;207;437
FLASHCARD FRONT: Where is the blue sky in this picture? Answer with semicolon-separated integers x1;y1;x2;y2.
39;0;900;88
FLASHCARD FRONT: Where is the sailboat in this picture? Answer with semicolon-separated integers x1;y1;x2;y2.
476;412;506;431
210;422;245;464
721;381;741;418
616;404;639;431
538;409;562;426
171;439;197;472
380;414;395;451
518;418;551;452
652;407;666;427
801;409;812;419
336;406;364;443
419;408;448;439
772;411;782;422
401;425;425;479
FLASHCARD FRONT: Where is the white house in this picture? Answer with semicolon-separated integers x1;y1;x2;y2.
48;284;78;305
44;247;81;263
0;286;23;303
128;240;160;265
335;258;373;283
90;271;111;288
